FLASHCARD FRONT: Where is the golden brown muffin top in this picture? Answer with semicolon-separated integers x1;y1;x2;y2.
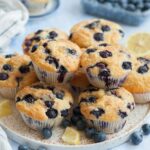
79;87;135;122
70;19;123;48
29;40;82;72
0;54;38;88
16;82;73;121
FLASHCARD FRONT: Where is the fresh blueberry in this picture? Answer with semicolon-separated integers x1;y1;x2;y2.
126;4;136;11
61;109;69;117
73;106;81;116
142;2;150;11
76;120;87;130
130;131;143;145
3;64;12;71
55;91;64;99
71;115;81;125
45;101;54;108
142;124;150;135
93;33;104;41
0;73;9;80
93;131;106;143
85;127;96;138
37;146;47;150
19;65;30;74
46;108;58;118
61;119;71;128
42;128;52;139
18;144;30;150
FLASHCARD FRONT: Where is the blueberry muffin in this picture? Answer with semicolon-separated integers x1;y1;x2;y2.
79;87;135;133
23;28;68;55
80;43;132;89
29;40;81;84
0;54;38;99
123;56;150;103
16;82;73;130
70;19;124;48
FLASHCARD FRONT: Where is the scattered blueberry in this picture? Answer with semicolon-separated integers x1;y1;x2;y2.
61;119;71;128
101;25;111;32
73;106;82;116
3;64;12;71
90;108;105;119
43;42;48;48
45;101;54;108
76;120;87;130
122;62;132;70
46;108;58;118
49;31;58;39
55;90;64;99
67;48;76;55
22;94;35;103
0;73;9;80
137;64;149;74
19;65;30;74
130;131;143;145
18;144;30;150
93;32;104;41
31;45;38;53
42;128;52;139
142;124;150;135
99;50;112;58
85;127;96;138
71;115;81;125
86;48;96;54
93;131;107;143
85;20;100;29
61;109;69;117
45;56;59;68
118;110;127;118
44;48;51;54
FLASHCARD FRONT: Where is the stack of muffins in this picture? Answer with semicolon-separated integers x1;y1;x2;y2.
1;18;149;137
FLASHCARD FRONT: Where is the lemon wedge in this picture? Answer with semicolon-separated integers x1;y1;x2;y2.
127;33;150;57
0;99;12;118
62;127;80;145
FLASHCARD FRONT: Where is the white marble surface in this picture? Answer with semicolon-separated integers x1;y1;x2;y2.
7;0;150;149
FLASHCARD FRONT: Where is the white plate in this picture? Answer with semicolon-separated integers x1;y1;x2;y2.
0;101;150;150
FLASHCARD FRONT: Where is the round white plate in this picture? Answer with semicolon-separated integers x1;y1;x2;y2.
0;101;150;150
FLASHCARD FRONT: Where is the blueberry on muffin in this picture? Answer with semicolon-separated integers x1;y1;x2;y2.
80;43;132;89
23;28;68;55
16;82;73;130
123;56;150;103
79;87;135;133
29;40;81;84
0;54;38;99
70;19;124;48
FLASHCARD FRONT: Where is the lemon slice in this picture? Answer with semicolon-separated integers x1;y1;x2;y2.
127;33;150;57
62;127;80;145
0;99;12;118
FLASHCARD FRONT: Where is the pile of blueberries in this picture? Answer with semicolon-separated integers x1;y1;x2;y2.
18;106;150;149
97;0;150;12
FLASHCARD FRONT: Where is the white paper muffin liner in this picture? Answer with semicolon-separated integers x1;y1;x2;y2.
0;87;17;99
85;71;128;89
133;92;150;104
87;119;126;134
33;63;73;85
21;113;63;130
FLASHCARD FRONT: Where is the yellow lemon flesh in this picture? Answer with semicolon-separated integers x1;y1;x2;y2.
62;127;80;145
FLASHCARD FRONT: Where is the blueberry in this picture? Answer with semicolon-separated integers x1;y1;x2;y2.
43;42;48;48
99;69;110;77
16;97;21;102
99;43;109;47
67;48;76;55
101;25;111;32
126;4;136;11
45;101;54;108
46;108;58;118
18;144;30;150
86;48;96;54
119;29;125;37
0;73;9;80
137;64;149;74
58;65;68;74
19;65;30;74
118;110;127;118
35;29;43;34
49;31;58;39
80;96;97;103
42;128;52;139
37;146;47;150
55;91;64;99
130;131;143;145
142;124;150;135
45;56;59;68
73;106;81;116
93;33;104;41
61;109;69;117
3;64;12;71
122;62;132;70
61;119;71;128
93;131;106;143
85;127;96;138
90;108;105;119
85;20;100;29
5;54;16;58
76;120;87;130
44;48;51;54
71;115;81;125
142;2;150;11
32;36;41;42
31;45;38;53
99;50;112;58
22;94;35;103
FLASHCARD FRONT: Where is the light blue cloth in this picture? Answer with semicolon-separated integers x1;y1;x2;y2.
8;0;150;150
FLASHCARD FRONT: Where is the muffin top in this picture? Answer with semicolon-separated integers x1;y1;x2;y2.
79;87;135;122
16;82;73;121
0;54;38;88
123;56;150;93
29;40;81;72
81;43;132;81
70;19;123;48
23;28;68;54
